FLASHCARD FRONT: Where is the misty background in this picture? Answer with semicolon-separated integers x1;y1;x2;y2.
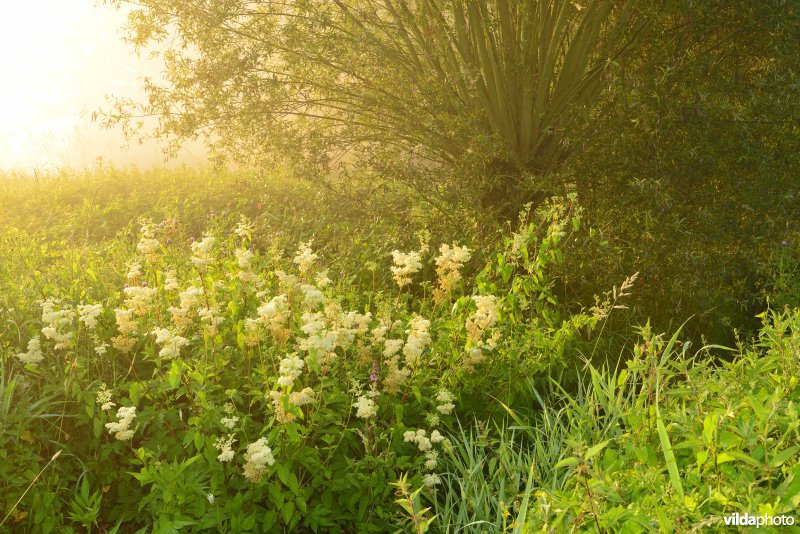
0;1;206;171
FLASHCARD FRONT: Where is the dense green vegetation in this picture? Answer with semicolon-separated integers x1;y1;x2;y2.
1;169;799;532
3;0;800;531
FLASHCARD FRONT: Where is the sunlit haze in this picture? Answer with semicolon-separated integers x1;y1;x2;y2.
0;1;206;171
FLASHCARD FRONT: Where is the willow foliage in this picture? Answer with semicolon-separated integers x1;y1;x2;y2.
104;0;641;200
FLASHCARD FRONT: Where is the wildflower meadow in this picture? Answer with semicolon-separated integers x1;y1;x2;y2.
1;168;799;532
2;0;800;531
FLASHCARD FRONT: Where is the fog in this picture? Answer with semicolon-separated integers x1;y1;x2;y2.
0;1;206;172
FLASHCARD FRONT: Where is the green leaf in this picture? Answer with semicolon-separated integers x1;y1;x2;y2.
585;440;611;461
728;451;761;468
281;501;295;525
554;456;580;469
716;452;736;465
770;445;800;468
168;360;182;389
656;384;684;499
129;382;142;405
193;432;205;452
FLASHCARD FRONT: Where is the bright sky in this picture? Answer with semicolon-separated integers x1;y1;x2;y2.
0;1;206;171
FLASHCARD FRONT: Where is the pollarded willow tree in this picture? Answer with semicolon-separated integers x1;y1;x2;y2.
103;0;641;212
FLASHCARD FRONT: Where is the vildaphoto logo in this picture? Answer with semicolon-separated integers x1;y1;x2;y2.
723;512;795;528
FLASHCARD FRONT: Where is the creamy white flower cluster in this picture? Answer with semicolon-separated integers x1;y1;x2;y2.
403;315;432;368
106;406;137;441
78;303;103;330
190;234;216;267
464;295;501;369
269;353;316;424
136;221;161;262
433;244;472;302
293;241;318;274
435;389;455;415
96;383;115;411
220;402;239;429
403;428;448;487
243;437;275;482
152;327;189;359
215;434;236;462
390;250;423;288
169;285;201;330
235;248;257;283
278;354;305;388
353;391;379;419
234;215;255;240
16;338;44;366
41;299;75;350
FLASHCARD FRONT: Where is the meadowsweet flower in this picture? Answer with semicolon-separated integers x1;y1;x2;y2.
404;429;432;451
382;356;410;394
244;318;264;347
425;413;440;427
220;402;239;429
215;434;236;462
277;354;305;388
256;294;290;341
289;387;315;406
40;299;75;350
106;406;136;440
433;244;471;302
96;383;115;411
275;270;300;293
390;250;423;288
111;334;136;354
169;285;202;329
191;234;216;267
293;241;318;274
234;215;254;240
435;390;455;415
236;249;255;269
198;306;223;335
127;262;143;283
424;449;439;470
383;339;404;358
300;284;325;308
466;295;499;344
298;313;337;355
371;325;389;346
163;269;180;291
78;304;103;330
430;430;445;444
403;315;431;367
221;415;239;429
94;341;109;356
123;285;156;316
353;394;378;419
152;327;189;359
315;270;332;288
235;249;257;283
269;388;314;424
243;437;275;482
16;338;44;366
115;308;138;336
422;473;441;487
136;222;161;261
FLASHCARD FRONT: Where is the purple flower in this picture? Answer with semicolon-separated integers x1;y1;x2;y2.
370;360;379;383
